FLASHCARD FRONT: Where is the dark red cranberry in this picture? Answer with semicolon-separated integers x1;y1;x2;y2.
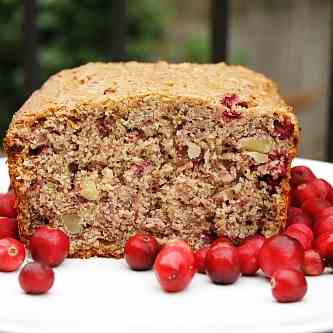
124;233;159;271
287;207;312;227
301;198;331;218
133;160;152;177
290;166;316;188
295;179;329;205
271;269;307;303
0;192;17;218
313;215;333;237
194;245;210;274
313;231;333;259
153;240;196;292
0;218;18;239
302;249;324;276
273;117;294;140
205;242;240;284
237;235;265;275
0;238;26;272
19;262;55;294
30;227;70;267
219;94;247;122
258;235;304;277
284;224;313;251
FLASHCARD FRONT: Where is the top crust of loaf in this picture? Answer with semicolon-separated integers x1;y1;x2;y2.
5;62;294;137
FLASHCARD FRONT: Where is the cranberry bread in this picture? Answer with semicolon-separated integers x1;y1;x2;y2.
4;62;299;258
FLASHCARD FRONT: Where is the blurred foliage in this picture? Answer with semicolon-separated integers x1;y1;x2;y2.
0;0;172;142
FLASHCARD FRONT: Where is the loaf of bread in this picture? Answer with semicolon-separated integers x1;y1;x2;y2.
4;62;299;258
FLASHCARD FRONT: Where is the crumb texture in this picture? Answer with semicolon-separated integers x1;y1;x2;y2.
4;62;299;258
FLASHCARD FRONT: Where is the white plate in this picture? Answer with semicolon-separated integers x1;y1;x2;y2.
0;158;333;333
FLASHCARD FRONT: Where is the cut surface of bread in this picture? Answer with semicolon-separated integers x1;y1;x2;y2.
4;62;299;258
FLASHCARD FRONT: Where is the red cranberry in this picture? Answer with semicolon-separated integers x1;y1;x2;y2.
322;180;333;204
313;215;333;237
153;240;196;292
0;218;18;239
303;249;324;276
124;233;159;271
194;245;210;274
284;224;313;251
19;262;54;294
271;269;307;303
30;227;70;267
258;235;304;277
0;192;17;218
314;207;333;224
301;198;331;218
237;235;265;275
295;180;328;205
286;207;312;227
313;231;333;258
0;238;26;272
290;166;316;188
205;242;240;284
273;117;294;140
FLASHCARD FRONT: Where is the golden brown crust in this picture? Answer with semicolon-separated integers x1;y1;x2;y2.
4;62;299;258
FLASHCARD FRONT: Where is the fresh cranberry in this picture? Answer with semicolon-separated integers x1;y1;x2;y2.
258;235;304;277
0;218;18;239
19;262;55;294
30;227;70;267
290;166;316;188
124;233;159;271
313;231;333;258
314;207;333;224
286;207;312;227
194;245;210;274
302;249;324;276
295;180;328;205
0;192;17;218
313;215;333;237
284;224;313;250
319;179;333;204
237;235;265;275
205;242;240;284
0;238;26;272
271;269;307;303
153;240;196;292
301;198;331;218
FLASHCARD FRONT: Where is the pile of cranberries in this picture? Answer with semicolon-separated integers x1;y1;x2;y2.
0;190;69;294
123;165;333;303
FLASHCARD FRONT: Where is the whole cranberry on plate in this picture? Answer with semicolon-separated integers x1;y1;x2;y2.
258;234;304;277
295;179;328;206
124;233;159;271
314;207;333;224
19;261;55;294
154;240;196;292
194;245;210;274
0;192;17;218
271;269;307;303
313;231;333;259
284;223;313;251
0;217;18;240
205;242;240;284
286;207;312;227
301;198;331;218
313;215;333;237
237;235;265;275
30;227;70;267
290;166;316;188
0;237;26;272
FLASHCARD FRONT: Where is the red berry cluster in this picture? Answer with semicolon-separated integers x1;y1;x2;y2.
124;165;333;303
0;189;69;294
